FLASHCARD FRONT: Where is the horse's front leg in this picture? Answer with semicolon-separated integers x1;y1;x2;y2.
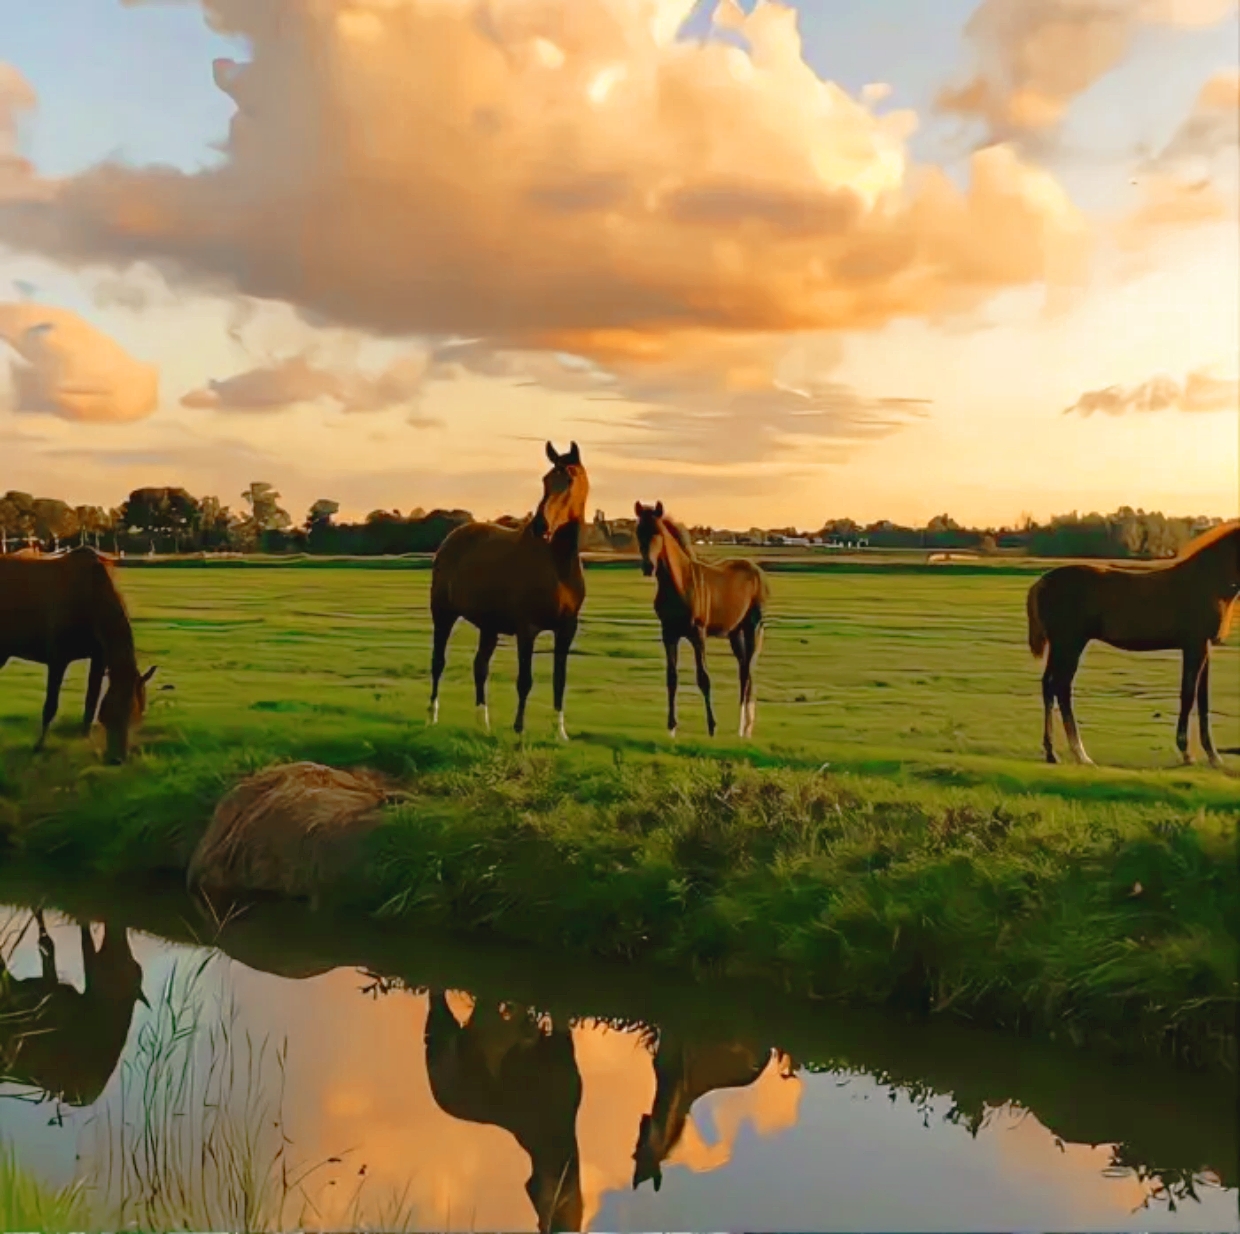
34;661;67;753
552;616;578;742
729;630;748;739
473;629;499;733
663;629;680;738
1176;642;1208;765
513;629;536;736
82;655;105;737
688;628;716;738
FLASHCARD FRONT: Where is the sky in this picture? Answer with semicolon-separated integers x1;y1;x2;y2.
0;0;1237;529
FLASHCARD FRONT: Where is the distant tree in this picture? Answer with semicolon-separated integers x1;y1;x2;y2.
305;498;340;552
74;505;111;549
0;491;37;551
237;482;291;551
197;495;235;551
120;487;201;552
32;498;79;551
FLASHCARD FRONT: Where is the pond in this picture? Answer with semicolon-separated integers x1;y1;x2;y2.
1;882;1236;1233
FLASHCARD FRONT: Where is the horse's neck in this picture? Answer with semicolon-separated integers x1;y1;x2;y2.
1194;535;1240;594
91;579;139;681
657;538;696;607
548;520;583;580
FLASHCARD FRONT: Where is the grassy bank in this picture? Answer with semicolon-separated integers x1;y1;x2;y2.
1;566;1237;1069
5;724;1237;1071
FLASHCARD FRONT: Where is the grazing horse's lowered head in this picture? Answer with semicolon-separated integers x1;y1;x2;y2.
530;442;588;543
98;664;157;765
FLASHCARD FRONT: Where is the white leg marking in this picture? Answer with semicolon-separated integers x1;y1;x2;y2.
556;711;569;742
429;699;439;725
476;703;491;733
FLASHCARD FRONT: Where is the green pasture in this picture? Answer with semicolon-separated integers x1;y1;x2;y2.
2;562;1236;778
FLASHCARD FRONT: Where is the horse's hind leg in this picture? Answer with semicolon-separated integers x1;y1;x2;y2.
743;614;763;738
428;609;457;724
473;629;499;733
688;628;716;738
730;630;748;738
34;661;67;753
1176;642;1208;765
1195;649;1222;768
82;654;105;737
1050;646;1092;766
1041;663;1057;763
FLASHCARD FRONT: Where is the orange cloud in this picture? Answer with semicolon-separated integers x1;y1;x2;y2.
939;0;1238;142
182;349;433;416
0;1;1089;353
0;301;160;423
1064;366;1240;415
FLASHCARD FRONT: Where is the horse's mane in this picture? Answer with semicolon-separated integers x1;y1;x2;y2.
1179;519;1240;559
660;516;696;559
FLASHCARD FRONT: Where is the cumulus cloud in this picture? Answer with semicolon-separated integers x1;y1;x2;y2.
939;0;1238;143
1064;367;1240;415
0;1;1089;367
0;301;160;422
181;348;432;415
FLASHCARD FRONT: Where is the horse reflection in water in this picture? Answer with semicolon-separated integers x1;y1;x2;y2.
424;991;584;1233
633;1030;795;1192
0;910;147;1107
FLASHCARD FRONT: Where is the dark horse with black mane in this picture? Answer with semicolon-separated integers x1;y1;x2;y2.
1027;520;1240;766
634;502;767;739
429;443;588;740
0;546;157;763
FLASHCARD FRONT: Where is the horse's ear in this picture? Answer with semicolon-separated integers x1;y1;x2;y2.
634;500;643;517
566;440;581;465
141;666;157;684
654;500;664;518
545;441;560;465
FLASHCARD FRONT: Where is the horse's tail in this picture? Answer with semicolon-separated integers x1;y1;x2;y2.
1026;576;1048;661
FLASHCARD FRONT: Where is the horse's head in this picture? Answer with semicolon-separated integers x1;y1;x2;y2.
633;501;666;577
99;665;157;764
531;442;588;542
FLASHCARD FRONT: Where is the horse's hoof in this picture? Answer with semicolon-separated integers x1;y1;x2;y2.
555;713;569;743
476;704;491;734
669;727;677;740
1044;751;1057;765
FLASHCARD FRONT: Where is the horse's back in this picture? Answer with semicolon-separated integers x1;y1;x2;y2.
0;548;112;660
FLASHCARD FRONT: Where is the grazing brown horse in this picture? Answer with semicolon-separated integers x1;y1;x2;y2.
632;1030;794;1192
0;911;148;1107
1027;520;1240;767
429;442;588;740
634;502;767;739
0;546;157;763
424;992;583;1233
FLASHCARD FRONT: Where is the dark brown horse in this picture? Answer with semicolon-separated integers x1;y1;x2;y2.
429;442;588;740
634;502;767;739
632;1030;793;1192
0;911;148;1108
424;992;583;1233
1027;520;1240;766
0;546;157;763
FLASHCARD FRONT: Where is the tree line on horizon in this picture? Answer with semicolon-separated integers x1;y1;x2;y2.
0;483;1226;560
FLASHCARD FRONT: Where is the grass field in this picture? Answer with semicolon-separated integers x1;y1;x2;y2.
3;561;1236;769
1;562;1237;1067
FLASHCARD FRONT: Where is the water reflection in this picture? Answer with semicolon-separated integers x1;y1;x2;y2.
634;1034;792;1192
425;993;584;1232
0;911;145;1109
0;892;1236;1233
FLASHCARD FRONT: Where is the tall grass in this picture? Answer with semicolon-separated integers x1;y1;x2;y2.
0;1142;89;1234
